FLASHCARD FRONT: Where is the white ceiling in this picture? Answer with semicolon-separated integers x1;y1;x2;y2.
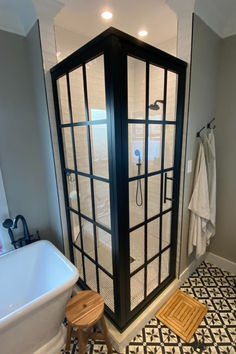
1;0;236;41
55;0;177;47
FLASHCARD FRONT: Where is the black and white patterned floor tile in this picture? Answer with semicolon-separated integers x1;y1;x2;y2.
62;262;236;353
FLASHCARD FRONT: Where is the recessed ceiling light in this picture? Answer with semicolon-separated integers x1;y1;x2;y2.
101;11;113;20
138;30;148;37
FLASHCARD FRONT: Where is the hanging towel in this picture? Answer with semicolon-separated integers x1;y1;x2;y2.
188;141;210;258
202;130;216;242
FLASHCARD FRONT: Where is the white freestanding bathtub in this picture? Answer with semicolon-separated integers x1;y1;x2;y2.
0;240;79;354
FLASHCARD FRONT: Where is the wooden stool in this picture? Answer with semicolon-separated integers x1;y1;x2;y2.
65;290;112;353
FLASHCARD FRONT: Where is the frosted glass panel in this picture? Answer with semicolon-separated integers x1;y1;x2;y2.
70;211;80;247
97;227;112;274
166;71;178;121
69;66;86;122
78;176;92;218
73;247;84;280
129;124;145;177
147;257;159;295
149;64;164;121
57;75;70;124
147;218;160;260
99;270;114;312
129;178;145;227
130;227;144;273
84;256;97;291
148;174;161;218
130;269;144;310
86;55;106;121
162;212;171;249
94;180;111;229
74;126;89;173
90;124;109;178
161;249;170;283
67;173;77;210
164;125;175;169
128;56;146;120
81;218;94;259
62;128;74;170
148;124;162;173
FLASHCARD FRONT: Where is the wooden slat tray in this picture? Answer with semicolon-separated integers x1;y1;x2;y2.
156;289;208;342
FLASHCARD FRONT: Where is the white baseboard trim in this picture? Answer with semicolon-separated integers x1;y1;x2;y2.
206;252;236;275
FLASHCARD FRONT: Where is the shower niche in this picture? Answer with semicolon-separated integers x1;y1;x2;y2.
51;27;186;330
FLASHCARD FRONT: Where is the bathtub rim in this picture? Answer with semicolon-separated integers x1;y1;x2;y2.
0;240;79;330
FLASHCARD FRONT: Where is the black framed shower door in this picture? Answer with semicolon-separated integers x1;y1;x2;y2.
51;27;186;331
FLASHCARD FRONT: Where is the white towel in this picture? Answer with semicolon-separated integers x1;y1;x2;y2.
202;130;216;242
188;141;210;258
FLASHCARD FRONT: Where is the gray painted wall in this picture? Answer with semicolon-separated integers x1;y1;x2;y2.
25;22;63;251
180;15;221;272
0;26;63;250
0;29;50;238
209;35;236;262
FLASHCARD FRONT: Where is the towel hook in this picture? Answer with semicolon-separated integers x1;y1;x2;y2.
196;126;205;138
207;117;215;129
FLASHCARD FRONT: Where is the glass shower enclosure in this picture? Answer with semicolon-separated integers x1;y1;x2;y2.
51;27;186;330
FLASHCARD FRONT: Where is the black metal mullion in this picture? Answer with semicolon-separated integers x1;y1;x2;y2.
73;243;113;279
129;207;172;233
158;69;168;285
82;63;100;293
144;62;149;298
59;119;107;128
66;73;86;282
65;168;109;183
130;244;171;278
127;119;176;125
68;206;111;234
128;166;173;182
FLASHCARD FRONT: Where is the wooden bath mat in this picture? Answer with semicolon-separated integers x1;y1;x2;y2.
155;289;208;342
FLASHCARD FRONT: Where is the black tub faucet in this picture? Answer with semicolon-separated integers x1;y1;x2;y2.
2;214;40;249
13;215;31;242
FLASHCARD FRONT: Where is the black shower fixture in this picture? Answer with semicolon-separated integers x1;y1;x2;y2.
149;99;164;110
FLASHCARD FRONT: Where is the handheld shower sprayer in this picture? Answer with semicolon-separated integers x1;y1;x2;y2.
134;149;143;207
135;149;141;165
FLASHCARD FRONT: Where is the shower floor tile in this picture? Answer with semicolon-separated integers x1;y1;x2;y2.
61;261;236;354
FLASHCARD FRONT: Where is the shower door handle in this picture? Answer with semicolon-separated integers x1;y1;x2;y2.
164;173;175;203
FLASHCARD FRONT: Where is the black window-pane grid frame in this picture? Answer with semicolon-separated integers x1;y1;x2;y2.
51;29;187;331
56;62;112;295
128;65;173;307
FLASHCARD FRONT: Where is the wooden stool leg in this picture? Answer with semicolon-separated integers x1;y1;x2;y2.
78;328;87;354
65;322;72;351
100;315;112;353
